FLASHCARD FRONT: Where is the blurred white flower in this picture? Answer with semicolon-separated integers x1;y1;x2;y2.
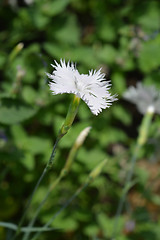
123;82;160;114
47;59;117;115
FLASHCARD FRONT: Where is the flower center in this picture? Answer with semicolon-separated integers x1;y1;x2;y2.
74;76;96;97
74;77;84;92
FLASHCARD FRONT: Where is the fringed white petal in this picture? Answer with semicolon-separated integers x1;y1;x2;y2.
47;59;117;115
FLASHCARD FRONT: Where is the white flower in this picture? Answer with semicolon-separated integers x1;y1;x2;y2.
123;83;160;114
47;59;117;115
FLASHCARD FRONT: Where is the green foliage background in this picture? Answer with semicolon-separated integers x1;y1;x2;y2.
0;0;160;239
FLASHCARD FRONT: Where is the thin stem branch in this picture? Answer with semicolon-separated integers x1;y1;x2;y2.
12;136;61;240
112;145;140;239
11;95;80;240
26;159;106;240
22;174;63;240
31;182;89;240
112;108;154;239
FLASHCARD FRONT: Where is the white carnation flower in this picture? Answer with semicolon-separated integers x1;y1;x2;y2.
47;59;117;115
123;83;160;114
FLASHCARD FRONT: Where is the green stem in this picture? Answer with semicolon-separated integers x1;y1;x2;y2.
31;182;89;240
112;107;154;238
12;95;80;239
112;145;140;238
31;159;107;240
22;174;63;240
0;221;54;232
12;137;60;240
23;125;90;240
59;95;80;136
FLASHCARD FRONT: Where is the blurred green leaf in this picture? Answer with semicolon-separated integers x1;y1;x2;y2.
138;35;160;72
22;86;37;104
41;0;70;17
113;105;132;125
78;148;106;170
137;2;160;33
98;45;117;64
111;72;126;95
21;152;35;171
97;213;125;238
98;20;116;42
42;211;78;231
0;98;37;124
24;137;52;155
84;224;99;237
55;15;80;45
